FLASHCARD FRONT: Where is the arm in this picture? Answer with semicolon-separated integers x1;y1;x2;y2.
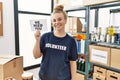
33;30;43;59
70;61;77;80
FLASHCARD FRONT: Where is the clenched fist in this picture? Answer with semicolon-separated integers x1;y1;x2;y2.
34;30;41;41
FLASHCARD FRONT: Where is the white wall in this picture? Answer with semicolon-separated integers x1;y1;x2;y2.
0;0;15;55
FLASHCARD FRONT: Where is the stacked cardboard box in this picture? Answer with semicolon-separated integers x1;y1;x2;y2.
75;73;84;80
107;70;120;80
93;66;120;80
89;45;110;66
89;45;120;70
0;55;23;80
93;66;106;80
65;17;82;33
110;48;120;70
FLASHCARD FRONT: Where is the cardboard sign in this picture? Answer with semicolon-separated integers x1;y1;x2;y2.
89;45;110;66
30;19;47;31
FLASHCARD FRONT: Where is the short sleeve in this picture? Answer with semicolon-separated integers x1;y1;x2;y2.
69;38;78;61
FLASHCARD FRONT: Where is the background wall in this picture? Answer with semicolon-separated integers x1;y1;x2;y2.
18;0;51;67
0;0;15;55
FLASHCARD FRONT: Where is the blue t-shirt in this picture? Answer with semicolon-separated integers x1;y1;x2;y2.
39;32;78;80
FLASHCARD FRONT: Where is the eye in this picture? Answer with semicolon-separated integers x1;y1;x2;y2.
58;18;62;21
53;19;56;22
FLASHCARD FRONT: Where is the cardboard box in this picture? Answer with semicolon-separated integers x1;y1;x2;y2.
0;55;23;80
94;66;107;76
75;73;84;80
93;73;106;80
89;45;110;66
65;17;82;33
83;0;119;6
107;70;120;80
110;48;120;69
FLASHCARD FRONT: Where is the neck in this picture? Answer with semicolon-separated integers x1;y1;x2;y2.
54;30;66;37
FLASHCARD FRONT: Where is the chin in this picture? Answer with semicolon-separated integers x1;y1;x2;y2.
55;29;61;31
55;27;61;30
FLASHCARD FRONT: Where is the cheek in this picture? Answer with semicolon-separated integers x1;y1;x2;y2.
63;19;67;24
52;23;56;28
62;21;66;25
52;22;55;26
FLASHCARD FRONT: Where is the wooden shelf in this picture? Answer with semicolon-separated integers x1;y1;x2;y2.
0;2;3;36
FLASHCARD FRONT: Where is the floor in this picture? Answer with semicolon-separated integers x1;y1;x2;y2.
25;67;40;80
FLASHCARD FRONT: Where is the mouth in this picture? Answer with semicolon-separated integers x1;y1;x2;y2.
55;24;62;28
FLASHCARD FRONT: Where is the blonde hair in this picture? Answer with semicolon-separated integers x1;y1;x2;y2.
52;5;67;19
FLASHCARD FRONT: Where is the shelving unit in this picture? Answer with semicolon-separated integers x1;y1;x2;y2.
66;6;90;80
87;1;120;80
66;1;120;80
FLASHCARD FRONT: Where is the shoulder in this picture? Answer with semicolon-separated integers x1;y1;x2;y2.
66;33;75;41
41;32;54;41
65;33;76;45
41;32;53;37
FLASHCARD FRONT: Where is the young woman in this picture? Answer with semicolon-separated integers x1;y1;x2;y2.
33;5;78;80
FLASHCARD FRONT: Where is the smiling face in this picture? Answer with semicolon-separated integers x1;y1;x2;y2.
52;13;67;31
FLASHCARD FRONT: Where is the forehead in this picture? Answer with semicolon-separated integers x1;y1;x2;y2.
52;13;64;19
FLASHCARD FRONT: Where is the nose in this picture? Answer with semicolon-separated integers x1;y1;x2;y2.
55;20;59;23
54;21;60;26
